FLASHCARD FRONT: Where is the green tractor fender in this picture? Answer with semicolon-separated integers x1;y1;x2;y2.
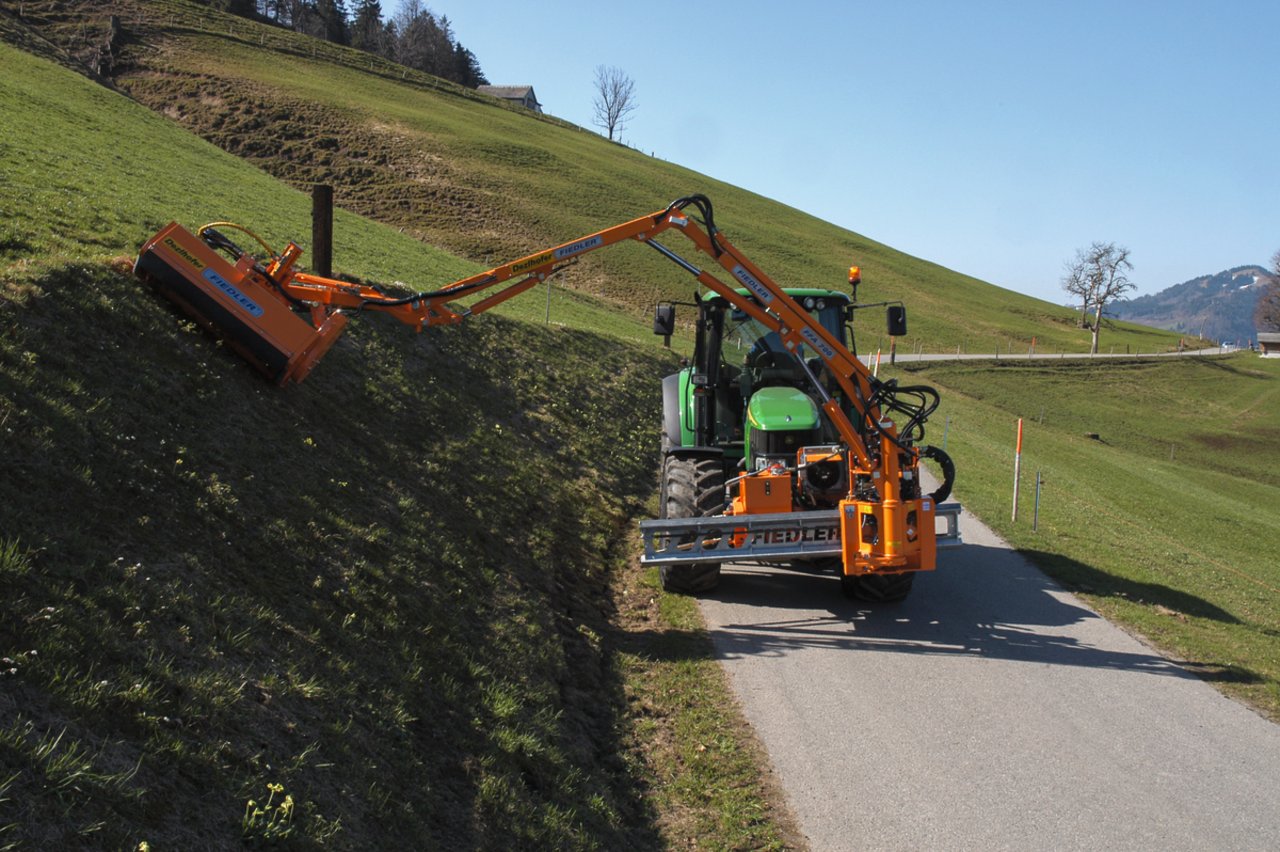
661;371;690;449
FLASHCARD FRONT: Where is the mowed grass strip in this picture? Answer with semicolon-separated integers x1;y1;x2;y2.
614;554;802;852
896;354;1280;718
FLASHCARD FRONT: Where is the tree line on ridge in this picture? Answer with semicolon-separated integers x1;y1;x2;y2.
197;0;487;88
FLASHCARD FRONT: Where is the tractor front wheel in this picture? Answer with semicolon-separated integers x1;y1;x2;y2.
658;455;725;594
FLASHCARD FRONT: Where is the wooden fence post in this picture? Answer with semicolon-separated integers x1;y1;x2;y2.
312;184;333;278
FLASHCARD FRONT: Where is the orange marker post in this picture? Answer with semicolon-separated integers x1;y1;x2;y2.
1012;417;1024;521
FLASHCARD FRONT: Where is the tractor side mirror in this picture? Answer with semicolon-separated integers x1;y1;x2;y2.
653;303;675;345
886;305;907;337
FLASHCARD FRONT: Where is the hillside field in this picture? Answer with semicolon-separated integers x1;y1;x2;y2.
0;31;796;848
2;0;1275;846
15;0;1193;356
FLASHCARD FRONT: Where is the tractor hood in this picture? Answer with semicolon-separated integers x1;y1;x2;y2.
746;387;820;431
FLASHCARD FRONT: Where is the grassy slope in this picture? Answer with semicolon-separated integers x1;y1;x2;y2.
56;0;1186;358
0;30;799;848
895;354;1280;718
90;0;1274;737
0;14;472;285
2;0;1271;846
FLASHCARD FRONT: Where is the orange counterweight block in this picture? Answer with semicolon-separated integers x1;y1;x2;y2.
839;494;938;576
730;467;794;516
135;222;348;385
727;467;793;548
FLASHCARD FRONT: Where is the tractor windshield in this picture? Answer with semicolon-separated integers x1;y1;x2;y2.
720;297;846;378
705;293;848;446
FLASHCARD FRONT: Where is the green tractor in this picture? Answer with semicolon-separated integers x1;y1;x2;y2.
652;287;953;599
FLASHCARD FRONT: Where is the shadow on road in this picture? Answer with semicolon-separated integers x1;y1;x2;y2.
1018;548;1240;624
684;543;1260;684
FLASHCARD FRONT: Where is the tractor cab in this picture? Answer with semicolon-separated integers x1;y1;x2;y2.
659;288;856;483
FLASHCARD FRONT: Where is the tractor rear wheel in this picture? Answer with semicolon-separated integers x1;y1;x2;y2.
840;571;915;603
658;454;725;594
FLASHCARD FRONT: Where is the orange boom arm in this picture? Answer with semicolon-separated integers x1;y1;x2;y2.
135;196;951;577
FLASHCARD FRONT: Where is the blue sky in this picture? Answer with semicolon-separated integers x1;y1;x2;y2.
388;1;1278;303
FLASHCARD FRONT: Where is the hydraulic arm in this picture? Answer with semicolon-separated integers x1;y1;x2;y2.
135;194;957;577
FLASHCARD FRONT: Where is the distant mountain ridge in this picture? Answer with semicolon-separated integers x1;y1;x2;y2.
1110;265;1271;344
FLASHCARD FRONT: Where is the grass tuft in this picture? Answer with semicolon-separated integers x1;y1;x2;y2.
0;540;34;577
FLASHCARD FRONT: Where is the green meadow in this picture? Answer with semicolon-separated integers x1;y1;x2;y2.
1;0;1274;846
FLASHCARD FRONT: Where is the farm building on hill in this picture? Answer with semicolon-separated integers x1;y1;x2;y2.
1258;332;1280;357
478;85;542;113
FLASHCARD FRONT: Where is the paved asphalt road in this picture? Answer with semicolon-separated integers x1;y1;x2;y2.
869;346;1234;364
698;503;1280;850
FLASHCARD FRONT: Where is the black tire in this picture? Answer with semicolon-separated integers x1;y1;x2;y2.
840;571;915;603
658;455;725;594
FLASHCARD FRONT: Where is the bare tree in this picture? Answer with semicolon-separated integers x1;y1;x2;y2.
1061;241;1135;354
1061;253;1094;329
1255;250;1280;333
592;65;636;142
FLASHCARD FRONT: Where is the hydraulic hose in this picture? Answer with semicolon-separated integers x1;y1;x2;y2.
197;223;310;310
664;195;724;255
920;445;955;503
353;274;501;308
198;222;277;259
855;377;941;452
